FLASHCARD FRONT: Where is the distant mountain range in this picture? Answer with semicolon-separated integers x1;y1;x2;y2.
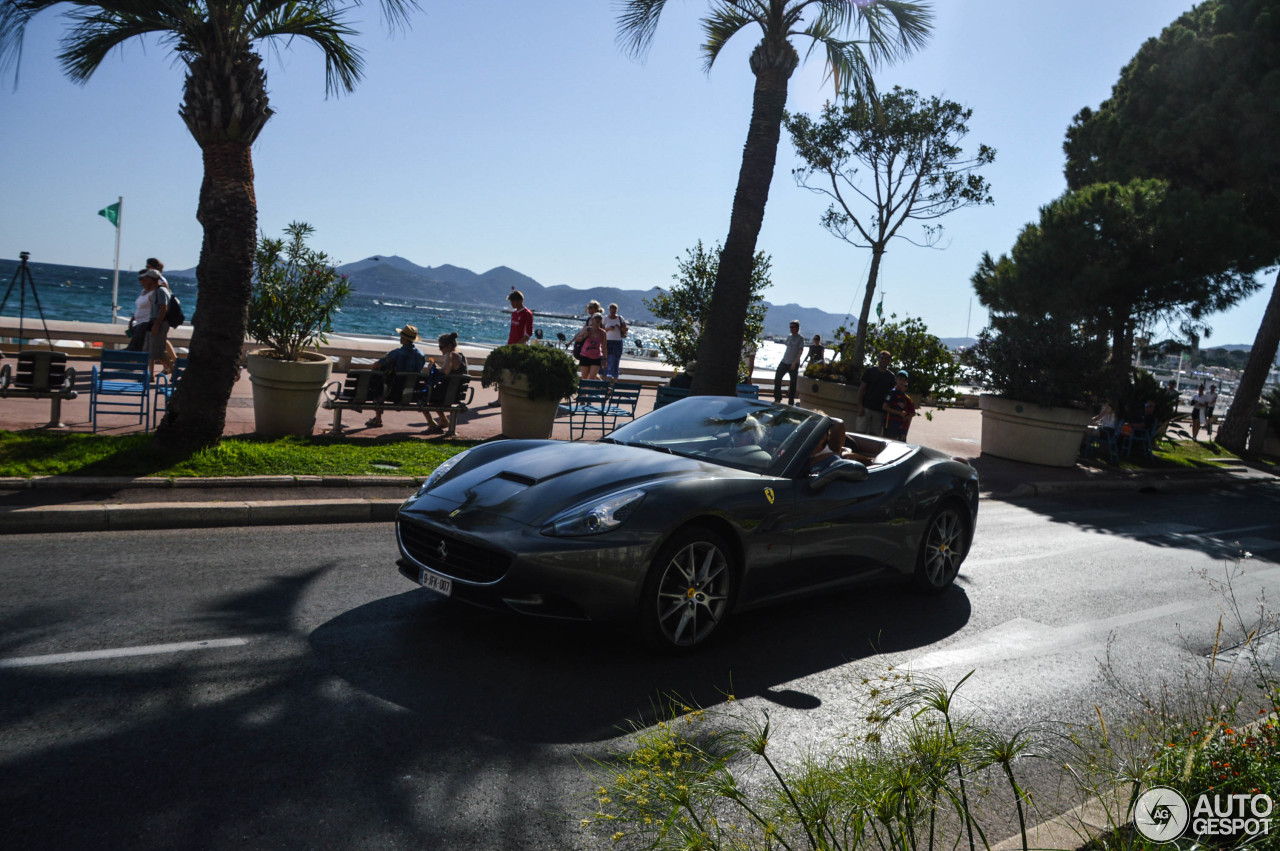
332;254;872;340
163;255;1256;352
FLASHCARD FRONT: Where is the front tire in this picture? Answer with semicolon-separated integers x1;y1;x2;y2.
913;504;969;593
639;527;735;650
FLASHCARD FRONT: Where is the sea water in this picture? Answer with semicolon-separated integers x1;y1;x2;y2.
0;257;786;369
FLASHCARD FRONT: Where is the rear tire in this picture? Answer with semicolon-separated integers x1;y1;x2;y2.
913;504;969;593
638;527;735;651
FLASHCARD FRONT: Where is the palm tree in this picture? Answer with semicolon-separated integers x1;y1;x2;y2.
0;0;418;448
617;0;933;396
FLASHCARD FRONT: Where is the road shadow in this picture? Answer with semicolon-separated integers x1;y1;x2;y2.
308;579;971;744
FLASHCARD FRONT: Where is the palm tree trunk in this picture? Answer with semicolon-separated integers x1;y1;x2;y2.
1217;268;1280;452
153;140;258;448
850;245;887;371
691;38;798;396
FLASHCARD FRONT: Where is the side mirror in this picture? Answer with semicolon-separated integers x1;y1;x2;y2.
808;458;869;491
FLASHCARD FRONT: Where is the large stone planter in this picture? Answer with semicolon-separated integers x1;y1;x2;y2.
1250;416;1280;457
797;378;872;430
246;350;333;437
497;369;560;439
979;394;1092;468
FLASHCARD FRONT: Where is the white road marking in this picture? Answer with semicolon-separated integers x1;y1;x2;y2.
0;637;249;669
908;600;1199;671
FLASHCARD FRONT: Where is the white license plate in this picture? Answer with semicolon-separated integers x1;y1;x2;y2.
418;567;453;597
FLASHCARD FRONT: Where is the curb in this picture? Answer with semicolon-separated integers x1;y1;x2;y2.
995;468;1269;499
0;498;405;535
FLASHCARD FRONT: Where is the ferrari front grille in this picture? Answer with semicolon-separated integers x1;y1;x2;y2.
397;518;512;584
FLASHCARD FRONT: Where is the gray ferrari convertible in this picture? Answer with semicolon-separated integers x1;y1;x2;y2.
395;396;979;650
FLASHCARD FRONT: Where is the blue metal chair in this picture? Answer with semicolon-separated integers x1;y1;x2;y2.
735;383;760;399
566;379;613;440
1083;425;1119;465
600;381;642;432
89;350;151;432
151;357;188;430
653;385;690;410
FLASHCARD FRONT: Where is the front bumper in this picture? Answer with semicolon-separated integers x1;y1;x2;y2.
395;507;657;624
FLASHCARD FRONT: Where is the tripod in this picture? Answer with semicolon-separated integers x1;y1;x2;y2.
0;251;55;352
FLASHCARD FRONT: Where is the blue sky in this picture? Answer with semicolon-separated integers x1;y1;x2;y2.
1;0;1273;345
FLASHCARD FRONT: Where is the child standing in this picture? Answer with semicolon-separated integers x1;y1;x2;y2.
882;370;917;442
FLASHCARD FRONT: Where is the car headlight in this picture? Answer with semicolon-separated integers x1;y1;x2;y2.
417;448;472;495
542;490;646;537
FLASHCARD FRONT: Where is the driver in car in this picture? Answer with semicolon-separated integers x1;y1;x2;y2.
810;418;875;469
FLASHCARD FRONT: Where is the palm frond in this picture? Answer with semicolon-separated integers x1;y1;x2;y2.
253;5;365;95
58;7;173;82
700;2;755;72
615;0;670;60
1;0;67;85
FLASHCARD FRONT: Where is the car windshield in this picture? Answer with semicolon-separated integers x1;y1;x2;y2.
606;396;824;474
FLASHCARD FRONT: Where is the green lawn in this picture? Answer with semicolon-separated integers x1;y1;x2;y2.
0;431;475;479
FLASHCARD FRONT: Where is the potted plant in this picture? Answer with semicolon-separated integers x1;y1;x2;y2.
962;312;1106;467
244;222;352;437
1248;386;1280;457
798;315;959;429
481;344;579;439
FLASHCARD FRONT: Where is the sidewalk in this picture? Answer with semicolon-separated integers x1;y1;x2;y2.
1;355;1273;533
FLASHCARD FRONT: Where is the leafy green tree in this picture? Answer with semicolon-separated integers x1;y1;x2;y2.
0;0;418;448
617;0;933;397
960;312;1107;409
971;179;1257;400
1062;0;1280;452
786;86;994;370
644;240;771;381
807;314;959;402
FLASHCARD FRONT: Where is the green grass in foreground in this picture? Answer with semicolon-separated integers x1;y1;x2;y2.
0;431;475;479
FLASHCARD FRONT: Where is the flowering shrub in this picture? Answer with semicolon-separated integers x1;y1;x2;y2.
246;222;351;361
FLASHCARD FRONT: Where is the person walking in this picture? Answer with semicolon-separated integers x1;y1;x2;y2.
125;270;152;352
138;269;175;376
773;320;804;404
803;334;825;369
364;325;426;428
575;314;607;380
602;303;627;379
857;350;895;436
507;290;534;345
1190;383;1209;440
1204;384;1219;439
144;257;177;365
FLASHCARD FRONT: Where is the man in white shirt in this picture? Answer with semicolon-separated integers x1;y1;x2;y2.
773;320;805;405
602;303;627;379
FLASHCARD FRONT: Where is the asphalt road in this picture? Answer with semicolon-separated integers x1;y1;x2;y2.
2;482;1278;850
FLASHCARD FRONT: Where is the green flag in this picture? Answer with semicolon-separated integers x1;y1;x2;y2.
98;202;120;228
875;295;884;322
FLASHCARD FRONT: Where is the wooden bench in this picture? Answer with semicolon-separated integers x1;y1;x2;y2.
322;369;474;435
0;350;79;427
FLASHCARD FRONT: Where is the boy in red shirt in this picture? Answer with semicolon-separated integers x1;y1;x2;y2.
882;370;916;441
507;290;534;345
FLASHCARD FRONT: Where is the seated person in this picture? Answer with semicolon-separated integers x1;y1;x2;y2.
366;324;426;428
669;360;695;389
712;415;770;465
1138;400;1157;432
420;331;469;432
809;418;876;469
1090;401;1118;434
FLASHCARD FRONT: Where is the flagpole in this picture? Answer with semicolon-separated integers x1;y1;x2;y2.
110;196;123;324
